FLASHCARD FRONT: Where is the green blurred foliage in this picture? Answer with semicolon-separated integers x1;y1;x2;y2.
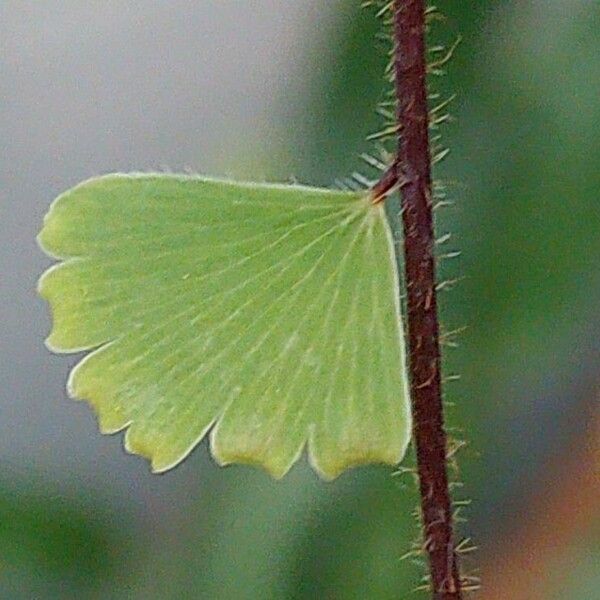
562;544;600;600
0;474;129;599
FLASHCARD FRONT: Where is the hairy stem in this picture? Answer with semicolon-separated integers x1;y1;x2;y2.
391;1;462;597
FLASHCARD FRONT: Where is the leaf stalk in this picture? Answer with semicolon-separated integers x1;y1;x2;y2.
390;1;463;597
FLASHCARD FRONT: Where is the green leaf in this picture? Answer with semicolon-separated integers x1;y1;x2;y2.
38;174;410;479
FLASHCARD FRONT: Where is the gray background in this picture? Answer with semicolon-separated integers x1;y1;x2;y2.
2;0;333;497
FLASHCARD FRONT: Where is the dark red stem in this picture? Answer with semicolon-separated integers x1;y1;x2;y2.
370;163;399;203
392;1;462;598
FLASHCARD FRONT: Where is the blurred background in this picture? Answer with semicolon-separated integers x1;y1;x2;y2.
1;1;598;598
